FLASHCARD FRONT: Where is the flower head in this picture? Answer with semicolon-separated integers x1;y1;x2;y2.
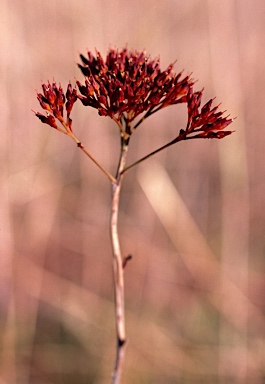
35;81;77;130
77;48;193;128
34;47;233;143
181;88;234;139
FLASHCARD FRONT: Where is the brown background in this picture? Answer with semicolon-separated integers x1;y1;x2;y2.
1;1;265;383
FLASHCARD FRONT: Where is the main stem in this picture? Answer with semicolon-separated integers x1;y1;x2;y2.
110;139;129;384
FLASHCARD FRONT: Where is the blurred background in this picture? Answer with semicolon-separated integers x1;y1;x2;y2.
1;1;265;383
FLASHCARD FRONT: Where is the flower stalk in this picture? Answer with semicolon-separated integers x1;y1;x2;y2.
110;139;129;383
33;47;234;384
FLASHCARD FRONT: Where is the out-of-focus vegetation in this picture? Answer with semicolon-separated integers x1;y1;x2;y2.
1;1;265;383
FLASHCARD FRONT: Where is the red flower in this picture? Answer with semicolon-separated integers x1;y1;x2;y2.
182;88;233;139
77;48;193;130
34;47;233;141
34;112;58;129
35;81;77;130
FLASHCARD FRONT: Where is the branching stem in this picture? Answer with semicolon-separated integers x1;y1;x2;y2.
122;133;184;174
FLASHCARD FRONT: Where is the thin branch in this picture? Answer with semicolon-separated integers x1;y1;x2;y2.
61;121;116;183
76;141;116;183
121;133;184;174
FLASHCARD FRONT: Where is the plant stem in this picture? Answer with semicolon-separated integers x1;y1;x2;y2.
61;121;116;183
110;139;129;384
76;141;116;183
121;134;182;174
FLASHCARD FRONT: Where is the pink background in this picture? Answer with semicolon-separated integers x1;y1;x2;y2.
1;1;264;382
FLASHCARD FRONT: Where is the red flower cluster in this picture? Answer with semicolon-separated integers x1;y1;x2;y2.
34;47;233;140
77;48;192;125
180;88;233;140
35;82;77;130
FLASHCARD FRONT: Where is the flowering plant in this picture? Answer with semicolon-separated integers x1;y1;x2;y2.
34;47;233;383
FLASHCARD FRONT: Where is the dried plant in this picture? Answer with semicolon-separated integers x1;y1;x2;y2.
33;47;233;383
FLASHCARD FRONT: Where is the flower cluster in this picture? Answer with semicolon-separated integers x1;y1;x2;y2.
35;82;77;131
77;48;193;126
34;47;233;141
178;88;233;140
